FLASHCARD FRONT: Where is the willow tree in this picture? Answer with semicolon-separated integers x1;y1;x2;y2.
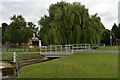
38;1;105;45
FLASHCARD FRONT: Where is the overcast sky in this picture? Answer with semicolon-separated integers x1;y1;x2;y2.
0;0;119;30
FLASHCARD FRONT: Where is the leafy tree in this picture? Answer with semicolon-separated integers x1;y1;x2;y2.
4;15;33;46
101;29;111;45
38;2;105;45
27;22;39;37
2;23;8;44
117;23;120;39
111;23;120;45
0;27;2;44
111;23;118;39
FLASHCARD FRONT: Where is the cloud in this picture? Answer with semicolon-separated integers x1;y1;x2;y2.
118;1;120;23
0;3;2;24
0;0;119;29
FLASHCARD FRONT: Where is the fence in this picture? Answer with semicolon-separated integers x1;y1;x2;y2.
2;44;90;53
40;44;90;56
72;44;90;52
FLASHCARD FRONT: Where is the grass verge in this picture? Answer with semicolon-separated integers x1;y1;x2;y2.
95;46;119;50
1;53;41;61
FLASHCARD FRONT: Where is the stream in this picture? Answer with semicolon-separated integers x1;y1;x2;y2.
1;57;59;79
0;61;16;79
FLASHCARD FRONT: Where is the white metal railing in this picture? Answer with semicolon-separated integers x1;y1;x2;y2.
40;44;90;55
40;45;73;54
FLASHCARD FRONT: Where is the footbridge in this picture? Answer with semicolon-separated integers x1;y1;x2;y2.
40;44;91;57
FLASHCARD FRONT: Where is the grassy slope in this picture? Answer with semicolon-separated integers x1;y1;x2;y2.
2;48;40;52
96;46;119;50
1;53;41;61
18;53;118;78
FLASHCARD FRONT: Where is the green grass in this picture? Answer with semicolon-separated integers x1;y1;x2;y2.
95;46;119;50
2;48;40;52
18;53;118;78
1;53;41;61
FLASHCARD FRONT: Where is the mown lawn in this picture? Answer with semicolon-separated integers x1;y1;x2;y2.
1;53;41;61
96;46;119;50
2;48;40;52
18;53;118;78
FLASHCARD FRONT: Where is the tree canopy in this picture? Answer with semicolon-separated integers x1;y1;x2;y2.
111;23;120;40
38;2;105;45
3;15;34;46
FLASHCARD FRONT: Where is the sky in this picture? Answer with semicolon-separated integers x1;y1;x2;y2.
0;0;119;30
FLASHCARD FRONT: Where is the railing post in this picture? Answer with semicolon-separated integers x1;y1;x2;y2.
40;47;41;55
50;45;51;53
55;45;57;53
89;44;91;50
80;44;82;50
13;52;19;76
72;45;73;53
61;45;62;53
45;46;48;53
69;45;70;53
13;52;17;63
85;44;86;50
77;44;78;51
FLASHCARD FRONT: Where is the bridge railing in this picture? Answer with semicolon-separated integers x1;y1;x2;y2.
40;44;90;54
72;44;90;51
40;45;73;54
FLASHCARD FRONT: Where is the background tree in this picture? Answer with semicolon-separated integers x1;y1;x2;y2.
111;23;118;39
101;29;111;45
28;22;39;37
117;24;120;39
111;23;120;45
4;15;33;46
38;2;105;45
0;27;2;44
2;23;8;44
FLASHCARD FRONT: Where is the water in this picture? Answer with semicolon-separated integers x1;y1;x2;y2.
0;61;16;79
0;69;2;80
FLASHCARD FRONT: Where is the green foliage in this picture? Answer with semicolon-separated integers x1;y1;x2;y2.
3;15;34;46
1;53;40;61
2;23;8;44
101;29;111;45
111;23;120;39
38;2;105;45
27;22;39;37
0;27;2;44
